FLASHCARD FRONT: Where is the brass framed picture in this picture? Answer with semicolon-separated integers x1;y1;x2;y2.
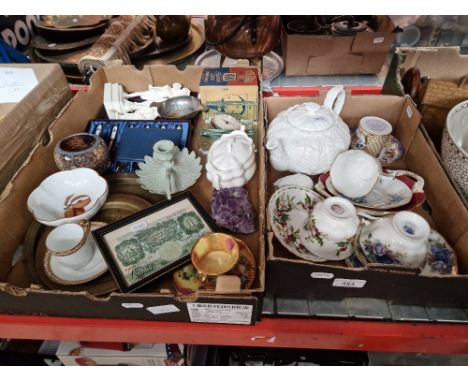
93;191;218;292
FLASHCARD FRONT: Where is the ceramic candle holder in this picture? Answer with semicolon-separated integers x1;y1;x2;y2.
54;133;110;174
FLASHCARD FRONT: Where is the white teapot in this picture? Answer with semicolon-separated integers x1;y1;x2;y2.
266;86;351;175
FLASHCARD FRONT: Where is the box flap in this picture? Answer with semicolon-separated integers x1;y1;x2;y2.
351;31;395;53
307;53;364;75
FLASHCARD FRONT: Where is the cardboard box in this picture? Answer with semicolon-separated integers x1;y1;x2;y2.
0;65;265;325
199;67;259;125
0;64;72;193
382;47;468;204
265;93;468;310
56;341;184;366
281;16;396;76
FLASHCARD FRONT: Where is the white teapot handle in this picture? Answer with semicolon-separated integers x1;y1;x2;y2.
323;86;345;116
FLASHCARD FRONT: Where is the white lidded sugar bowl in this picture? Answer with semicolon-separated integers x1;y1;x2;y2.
266;86;351;175
206;128;256;190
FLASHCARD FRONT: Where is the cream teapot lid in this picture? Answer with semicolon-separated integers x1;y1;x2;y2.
284;85;346;133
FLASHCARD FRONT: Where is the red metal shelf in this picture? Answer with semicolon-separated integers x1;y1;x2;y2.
1;314;468;354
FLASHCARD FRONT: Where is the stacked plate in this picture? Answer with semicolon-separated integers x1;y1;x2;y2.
32;16;112;82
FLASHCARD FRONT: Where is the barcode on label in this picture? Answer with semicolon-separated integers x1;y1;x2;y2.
332;278;366;288
191;303;250;310
187;303;253;325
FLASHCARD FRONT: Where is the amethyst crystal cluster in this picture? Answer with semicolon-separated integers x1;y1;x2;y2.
211;187;256;234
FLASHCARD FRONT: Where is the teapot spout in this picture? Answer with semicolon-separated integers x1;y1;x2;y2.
266;138;289;172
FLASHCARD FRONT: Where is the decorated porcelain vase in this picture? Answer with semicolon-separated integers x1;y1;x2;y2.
301;197;359;261
266;86;351;175
359;211;430;268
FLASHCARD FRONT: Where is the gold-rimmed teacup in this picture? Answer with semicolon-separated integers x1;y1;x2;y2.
45;220;93;270
191;233;240;282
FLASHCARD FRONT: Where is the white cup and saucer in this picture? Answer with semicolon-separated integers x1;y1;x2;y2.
45;221;108;285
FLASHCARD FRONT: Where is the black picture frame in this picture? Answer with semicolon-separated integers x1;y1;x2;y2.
93;191;218;292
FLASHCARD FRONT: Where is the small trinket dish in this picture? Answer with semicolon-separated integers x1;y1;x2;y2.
27;168;108;226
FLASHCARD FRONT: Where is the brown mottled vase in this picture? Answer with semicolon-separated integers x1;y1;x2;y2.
54;133;110;174
205;16;281;59
156;15;191;43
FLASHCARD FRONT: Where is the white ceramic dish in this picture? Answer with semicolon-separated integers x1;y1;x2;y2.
27;168;108;226
326;174;413;210
268;186;326;262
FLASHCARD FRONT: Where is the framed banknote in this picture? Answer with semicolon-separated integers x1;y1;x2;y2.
93;191;218;292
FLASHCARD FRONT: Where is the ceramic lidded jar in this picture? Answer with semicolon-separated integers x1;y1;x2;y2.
359;211;431;268
301;197;359;261
266;86;351;175
206;129;256;190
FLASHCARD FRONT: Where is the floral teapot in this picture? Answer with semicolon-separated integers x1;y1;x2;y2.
266;86;351;175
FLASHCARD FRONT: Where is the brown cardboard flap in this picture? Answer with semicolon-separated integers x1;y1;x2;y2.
351;32;395;53
0;64;72;192
307;54;363;75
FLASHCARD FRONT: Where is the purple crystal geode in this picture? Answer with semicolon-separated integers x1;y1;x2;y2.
211;187;256;234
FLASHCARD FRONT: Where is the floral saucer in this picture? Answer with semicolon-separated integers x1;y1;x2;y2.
317;172;426;217
44;222;108;285
326;174;412;210
355;225;457;276
268;186;326;262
